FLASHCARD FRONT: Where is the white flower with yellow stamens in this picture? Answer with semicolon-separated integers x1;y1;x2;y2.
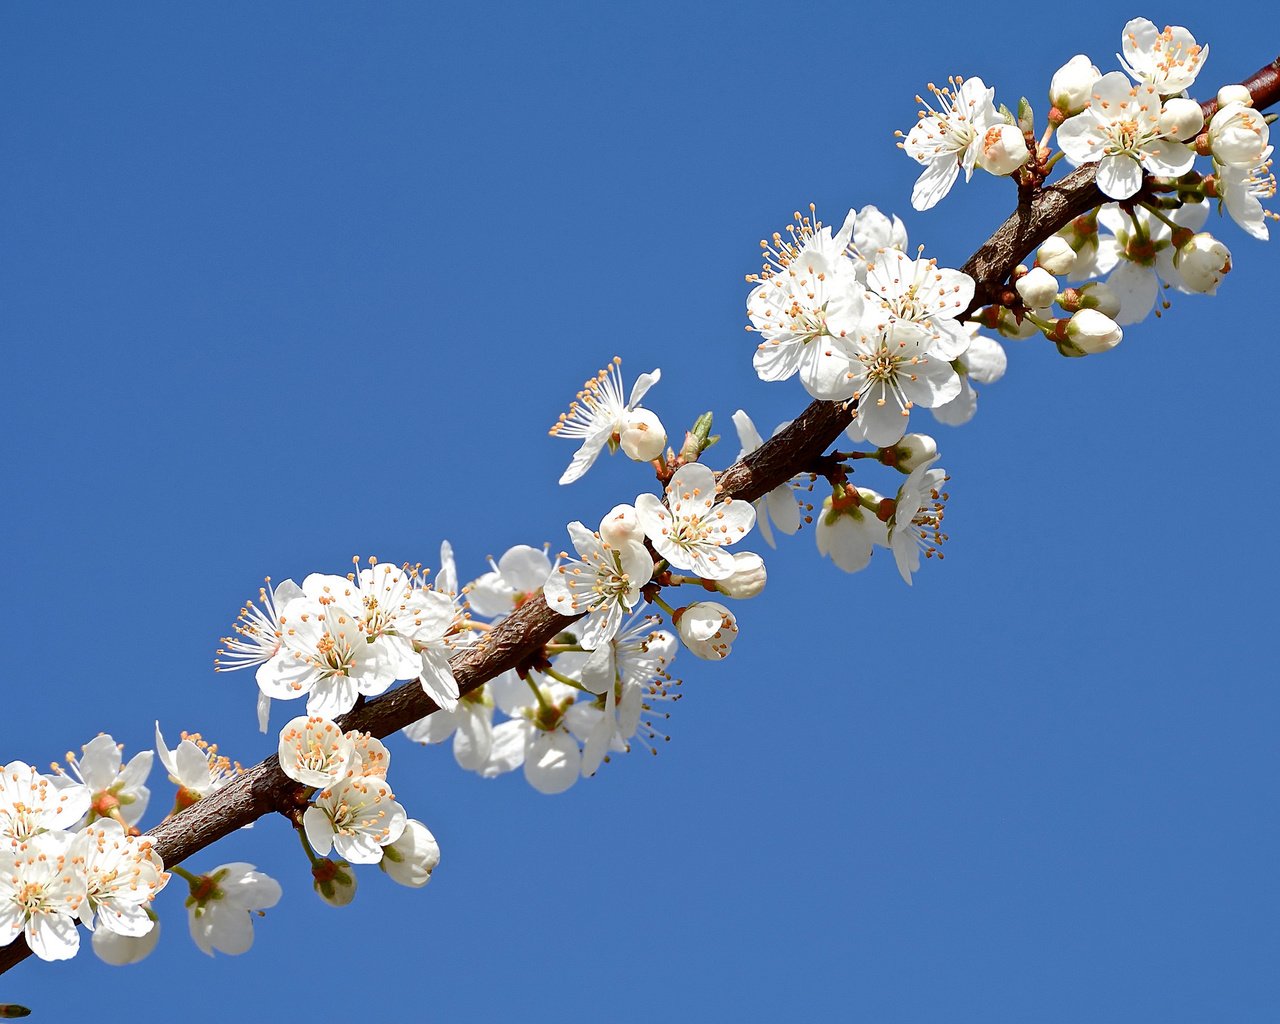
277;716;356;789
0;831;86;961
635;463;754;581
216;577;304;732
888;459;950;585
864;247;976;360
1118;18;1208;96
72;819;168;937
544;513;653;650
549;358;662;485
304;776;407;864
60;733;153;829
154;724;239;806
0;761;90;843
899;77;1007;210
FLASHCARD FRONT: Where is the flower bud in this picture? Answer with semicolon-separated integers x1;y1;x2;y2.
1050;54;1101;117
714;551;767;599
599;503;642;547
976;123;1030;176
1036;234;1077;276
1065;309;1122;354
1174;233;1231;293
1015;267;1059;310
92;920;161;966
312;858;357;907
674;602;738;660
1209;102;1270;168
379;819;440;888
888;432;938;473
1158;98;1204;142
1217;84;1253;109
619;408;667;462
1076;282;1121;318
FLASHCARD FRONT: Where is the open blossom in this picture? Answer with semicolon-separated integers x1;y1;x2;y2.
185;862;282;957
480;680;582;794
840;322;961;448
72;819;167;937
303;775;407;864
0;761;90;842
1085;202;1208;324
932;325;1007;427
154;724;238;804
900;77;1005;210
1056;72;1195;200
674;602;738;661
746;208;867;398
544;517;653;650
863;247;976;360
61;733;153;829
732;410;801;549
1217;148;1277;240
1118;18;1208;95
0;832;85;961
635;462;755;580
816;488;888;574
1208;102;1270;169
216;577;305;732
277;716;356;788
467;544;555;619
549;358;661;485
888;459;950;585
403;690;495;772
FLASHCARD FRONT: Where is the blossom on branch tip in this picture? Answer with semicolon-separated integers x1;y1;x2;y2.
184;862;281;957
549;358;662;485
1118;18;1208;96
635;462;755;580
899;76;1004;210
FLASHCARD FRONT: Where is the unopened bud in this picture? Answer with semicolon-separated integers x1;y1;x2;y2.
1217;84;1253;109
599;504;642;547
619;408;667;462
1158;98;1204;142
888;432;938;473
1050;54;1101;117
714;551;767;599
977;123;1031;176
1065;309;1122;354
996;308;1038;340
674;601;738;660
1036;234;1078;276
1015;266;1059;310
1209;102;1270;168
1174;233;1231;293
379;819;441;888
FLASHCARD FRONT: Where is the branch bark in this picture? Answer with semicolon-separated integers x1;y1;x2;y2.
3;54;1277;979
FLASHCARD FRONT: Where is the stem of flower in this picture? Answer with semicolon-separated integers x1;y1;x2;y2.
295;823;322;866
541;666;589;692
651;594;679;617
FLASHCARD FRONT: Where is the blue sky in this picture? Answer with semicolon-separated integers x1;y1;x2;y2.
2;2;1277;1020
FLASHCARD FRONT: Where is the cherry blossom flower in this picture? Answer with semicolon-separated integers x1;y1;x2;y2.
1217;148;1277;240
1208;101;1270;169
888;460;950;585
0;832;85;961
480;680;582;794
402;691;495;772
184;862;282;957
544;515;653;650
0;762;90;843
674;602;738;661
379;819;441;888
932;326;1007;427
466;544;555;619
154;724;238;806
1085;202;1208;324
863;247;976;359
303;776;407;864
816;487;888;574
92;919;161;965
732;410;801;549
549;358;662;485
900;77;1005;210
277;716;356;789
72;819;167;937
1056;72;1195;200
60;733;153;829
635;463;755;580
1118;18;1208;96
216;577;305;732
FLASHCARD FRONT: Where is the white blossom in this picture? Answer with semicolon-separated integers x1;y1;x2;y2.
1118;18;1208;95
1050;55;1102;117
674;602;738;661
277;716;356;789
1209;101;1270;168
900;77;1004;210
0;832;85;961
635;463;754;580
466;544;555;619
0;761;90;843
403;692;495;772
303;775;407;864
72;819;167;937
549;358;661;485
816;489;888;573
154;724;238;805
1217;148;1277;240
60;734;153;829
863;247;976;360
932;327;1007;427
888;460;950;585
185;862;282;957
544;514;654;649
732;410;801;549
379;819;441;888
714;551;767;599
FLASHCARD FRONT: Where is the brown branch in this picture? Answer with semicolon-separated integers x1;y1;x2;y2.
3;53;1278;980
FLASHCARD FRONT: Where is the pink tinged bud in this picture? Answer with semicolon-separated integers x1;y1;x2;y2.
1158;98;1205;142
976;123;1030;177
599;503;642;547
1077;282;1121;319
1015;267;1059;310
1049;54;1102;117
675;601;738;660
1036;235;1077;276
1209;103;1271;168
1174;233;1231;294
891;432;938;474
619;408;667;462
1217;84;1253;109
714;551;767;599
1066;309;1122;354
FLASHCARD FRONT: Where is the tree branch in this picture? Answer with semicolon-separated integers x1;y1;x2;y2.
4;54;1277;979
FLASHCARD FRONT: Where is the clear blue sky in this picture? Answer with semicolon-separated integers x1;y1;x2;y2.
2;2;1277;1020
